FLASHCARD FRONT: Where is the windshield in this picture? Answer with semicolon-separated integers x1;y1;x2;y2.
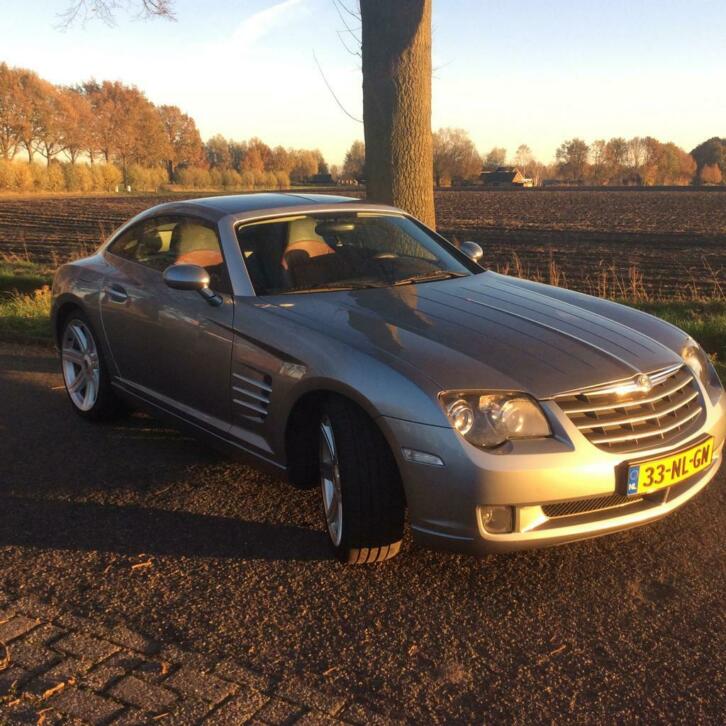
236;212;475;295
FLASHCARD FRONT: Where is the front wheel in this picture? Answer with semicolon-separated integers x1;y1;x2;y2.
319;397;405;564
60;312;123;421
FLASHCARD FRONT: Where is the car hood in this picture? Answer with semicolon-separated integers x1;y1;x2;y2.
272;272;686;399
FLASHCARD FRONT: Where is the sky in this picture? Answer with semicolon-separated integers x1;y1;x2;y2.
2;0;724;166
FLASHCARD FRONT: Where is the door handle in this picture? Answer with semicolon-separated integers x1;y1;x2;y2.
106;285;129;303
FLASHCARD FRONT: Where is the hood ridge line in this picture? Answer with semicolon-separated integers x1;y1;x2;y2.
484;274;679;360
461;296;643;375
465;286;656;357
409;291;586;373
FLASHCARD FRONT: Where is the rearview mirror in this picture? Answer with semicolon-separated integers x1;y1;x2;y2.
460;241;484;264
315;221;356;235
163;264;222;306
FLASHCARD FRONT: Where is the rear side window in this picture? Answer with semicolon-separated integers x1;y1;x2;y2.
107;216;231;294
107;222;144;261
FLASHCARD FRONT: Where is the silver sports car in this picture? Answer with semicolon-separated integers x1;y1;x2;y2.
51;193;726;563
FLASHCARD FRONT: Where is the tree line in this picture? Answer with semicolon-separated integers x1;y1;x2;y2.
0;62;330;192
1;60;722;194
343;132;723;187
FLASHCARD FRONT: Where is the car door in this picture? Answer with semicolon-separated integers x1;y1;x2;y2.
100;214;234;431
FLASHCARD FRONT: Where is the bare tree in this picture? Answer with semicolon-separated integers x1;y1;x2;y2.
555;138;589;182
62;0;436;224
433;128;481;186
483;147;507;170
60;0;174;26
588;139;607;184
342;140;365;181
628;136;647;170
513;144;533;175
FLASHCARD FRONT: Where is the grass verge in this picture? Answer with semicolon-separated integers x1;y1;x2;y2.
0;258;53;295
629;300;726;382
0;286;52;344
0;256;53;344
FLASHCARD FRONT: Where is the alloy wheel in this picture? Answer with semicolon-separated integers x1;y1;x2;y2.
61;320;100;412
320;415;343;546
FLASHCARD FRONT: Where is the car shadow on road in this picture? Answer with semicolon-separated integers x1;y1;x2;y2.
0;494;330;562
0;345;330;562
0;345;60;375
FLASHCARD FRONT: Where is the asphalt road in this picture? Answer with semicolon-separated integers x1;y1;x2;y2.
1;342;724;723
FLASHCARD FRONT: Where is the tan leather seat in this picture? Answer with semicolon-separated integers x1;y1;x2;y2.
282;218;333;270
174;222;223;267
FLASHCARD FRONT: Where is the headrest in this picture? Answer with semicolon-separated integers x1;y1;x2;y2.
288;218;325;246
139;231;163;255
174;223;219;254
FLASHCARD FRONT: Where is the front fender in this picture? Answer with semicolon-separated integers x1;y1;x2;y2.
269;350;450;460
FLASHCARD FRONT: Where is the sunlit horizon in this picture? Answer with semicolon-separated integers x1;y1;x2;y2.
2;0;724;166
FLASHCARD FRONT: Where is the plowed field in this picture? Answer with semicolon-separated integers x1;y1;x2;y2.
1;189;724;299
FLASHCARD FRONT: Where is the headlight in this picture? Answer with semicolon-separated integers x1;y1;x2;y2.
440;391;552;448
682;339;723;402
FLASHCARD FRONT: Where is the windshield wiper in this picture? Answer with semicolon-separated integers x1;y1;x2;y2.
284;280;385;294
393;270;469;286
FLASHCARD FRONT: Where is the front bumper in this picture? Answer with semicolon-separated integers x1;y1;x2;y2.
380;388;726;554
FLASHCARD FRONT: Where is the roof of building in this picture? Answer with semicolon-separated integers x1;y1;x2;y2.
480;167;523;184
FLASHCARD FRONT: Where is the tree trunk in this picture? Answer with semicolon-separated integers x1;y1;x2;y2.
360;0;435;228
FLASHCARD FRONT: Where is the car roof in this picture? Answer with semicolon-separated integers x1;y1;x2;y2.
176;192;359;216
126;192;404;228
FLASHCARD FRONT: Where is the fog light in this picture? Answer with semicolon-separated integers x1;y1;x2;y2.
479;505;514;534
401;448;444;467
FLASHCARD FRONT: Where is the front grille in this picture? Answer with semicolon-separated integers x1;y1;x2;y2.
543;493;640;518
554;364;704;454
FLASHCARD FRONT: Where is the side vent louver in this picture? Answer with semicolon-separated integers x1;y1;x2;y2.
232;369;272;420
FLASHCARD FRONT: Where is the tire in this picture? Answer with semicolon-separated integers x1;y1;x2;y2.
319;396;405;564
60;311;123;421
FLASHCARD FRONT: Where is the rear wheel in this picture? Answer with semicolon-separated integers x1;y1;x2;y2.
61;313;122;420
319;397;405;564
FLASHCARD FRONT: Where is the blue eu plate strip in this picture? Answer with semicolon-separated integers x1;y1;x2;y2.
627;466;640;495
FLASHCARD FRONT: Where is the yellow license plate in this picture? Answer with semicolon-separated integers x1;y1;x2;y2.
626;437;714;495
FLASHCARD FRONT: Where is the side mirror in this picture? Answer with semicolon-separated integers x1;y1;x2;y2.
460;241;484;264
163;264;222;306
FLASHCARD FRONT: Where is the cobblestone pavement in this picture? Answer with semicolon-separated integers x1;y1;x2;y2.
1;343;724;724
0;592;392;725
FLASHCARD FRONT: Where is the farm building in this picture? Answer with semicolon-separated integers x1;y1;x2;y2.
307;173;334;184
481;167;533;188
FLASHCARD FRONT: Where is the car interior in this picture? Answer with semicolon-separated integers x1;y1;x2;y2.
236;214;450;294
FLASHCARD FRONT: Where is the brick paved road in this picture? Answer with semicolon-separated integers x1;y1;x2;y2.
0;592;388;725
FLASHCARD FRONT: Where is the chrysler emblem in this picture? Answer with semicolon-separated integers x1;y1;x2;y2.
635;373;652;393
